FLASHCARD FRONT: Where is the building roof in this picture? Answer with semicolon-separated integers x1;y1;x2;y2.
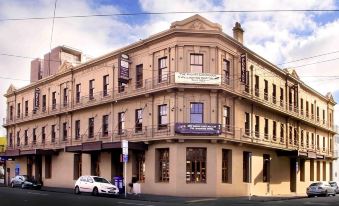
4;15;336;105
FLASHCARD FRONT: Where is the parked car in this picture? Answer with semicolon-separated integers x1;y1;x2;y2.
10;175;42;189
329;181;339;194
74;176;119;196
306;182;336;197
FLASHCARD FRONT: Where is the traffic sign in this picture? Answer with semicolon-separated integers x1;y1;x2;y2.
123;154;128;163
122;147;128;155
121;140;128;148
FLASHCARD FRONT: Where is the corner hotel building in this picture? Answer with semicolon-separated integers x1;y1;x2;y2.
1;15;337;197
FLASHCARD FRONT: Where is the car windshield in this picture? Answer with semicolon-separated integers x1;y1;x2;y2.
329;182;337;186
21;175;28;180
93;177;110;184
310;183;322;186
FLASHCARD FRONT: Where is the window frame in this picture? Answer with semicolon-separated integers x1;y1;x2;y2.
158;57;168;83
186;147;207;183
158;104;168;130
190;54;203;73
190;102;204;124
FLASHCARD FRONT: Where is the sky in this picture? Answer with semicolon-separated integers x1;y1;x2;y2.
0;0;339;136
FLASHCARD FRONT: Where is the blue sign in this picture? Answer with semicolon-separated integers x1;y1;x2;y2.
123;154;128;163
15;164;20;176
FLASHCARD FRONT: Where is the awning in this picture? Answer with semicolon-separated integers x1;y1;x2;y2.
65;141;148;153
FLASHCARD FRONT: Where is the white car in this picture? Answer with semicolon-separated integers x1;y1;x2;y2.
74;176;119;196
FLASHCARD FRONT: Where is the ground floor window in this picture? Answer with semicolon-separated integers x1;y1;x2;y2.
158;148;169;182
243;151;252;183
310;160;314;181
330;162;333;181
186;148;206;183
263;154;270;182
45;155;52;179
316;161;320;181
136;152;145;182
74;154;82;180
222;149;232;183
323;162;326;181
300;159;305;182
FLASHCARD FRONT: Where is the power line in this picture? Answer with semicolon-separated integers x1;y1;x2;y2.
278;50;339;65
48;0;58;76
1;9;339;21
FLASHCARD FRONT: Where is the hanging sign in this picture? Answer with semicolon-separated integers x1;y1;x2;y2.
34;88;40;109
240;53;247;83
119;54;130;83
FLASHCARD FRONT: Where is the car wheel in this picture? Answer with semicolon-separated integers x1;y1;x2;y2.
92;187;99;196
325;191;329;197
74;186;80;195
11;182;14;188
333;192;336;197
21;183;25;189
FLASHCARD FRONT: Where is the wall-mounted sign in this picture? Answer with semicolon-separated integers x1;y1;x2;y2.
34;88;40;109
240;53;247;84
175;72;221;85
175;123;222;135
119;54;130;83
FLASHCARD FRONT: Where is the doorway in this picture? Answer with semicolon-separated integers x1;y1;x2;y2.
34;156;42;183
290;158;296;192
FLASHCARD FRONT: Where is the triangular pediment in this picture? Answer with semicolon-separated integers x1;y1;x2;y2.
326;92;335;103
6;84;16;94
170;14;222;32
58;61;73;73
284;68;300;80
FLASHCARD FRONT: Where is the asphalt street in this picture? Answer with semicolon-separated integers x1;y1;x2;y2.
1;186;339;206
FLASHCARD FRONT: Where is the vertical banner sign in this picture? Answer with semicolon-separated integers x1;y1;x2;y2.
34;88;40;109
121;140;128;198
240;53;247;84
119;54;130;83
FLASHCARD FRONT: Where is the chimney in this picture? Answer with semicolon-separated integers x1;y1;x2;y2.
233;22;244;44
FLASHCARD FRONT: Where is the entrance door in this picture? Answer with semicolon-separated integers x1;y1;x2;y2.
27;156;33;177
290;158;297;192
111;150;123;180
35;156;42;183
91;153;100;176
7;168;10;186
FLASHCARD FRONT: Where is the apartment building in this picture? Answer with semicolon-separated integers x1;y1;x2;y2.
1;15;336;197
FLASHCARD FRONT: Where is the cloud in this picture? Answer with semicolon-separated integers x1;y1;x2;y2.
0;0;339;136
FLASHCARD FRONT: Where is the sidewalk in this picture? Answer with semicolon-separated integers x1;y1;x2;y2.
40;186;306;203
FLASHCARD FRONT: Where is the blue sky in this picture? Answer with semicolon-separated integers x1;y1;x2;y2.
0;0;339;135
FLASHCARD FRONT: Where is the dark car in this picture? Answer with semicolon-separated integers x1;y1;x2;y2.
10;175;42;189
329;181;339;194
306;182;336;197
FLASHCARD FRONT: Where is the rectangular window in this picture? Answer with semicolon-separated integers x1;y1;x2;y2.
118;112;125;135
294;128;298;145
301;130;304;147
255;75;259;97
306;132;309;148
272;84;276;103
280;87;284;107
300;159;305;182
273;121;277;141
317;135;320;150
45;155;52;179
300;98;304;115
51;125;56;143
52;92;56;110
41;127;45;144
24;129;28;145
135;109;143;132
89;79;95;100
63;122;67;140
103;75;109;96
243;151;252;183
186;148;207;183
223;59;230;84
9;105;13;120
9;133;13;147
322;136;326;151
158;148;170;182
289;126;293;145
330;162;333;181
158;57;168;83
32;128;36;145
311;103;314;119
136;64;143;88
306;101;309;117
16;131;20;146
76;84;81;103
263;154;270;182
42;95;46;111
75;120;80;139
102;115;109;136
316;161;320;181
312;133;315;148
158;104;168;129
17;103;21;118
190;102;203;123
118;81;126;93
190;54;203;73
264;80;268;100
322;109;325;124
136;152;145;182
222;149;232;183
255;116;259;138
63;88;68;107
317;106;319;122
280;123;284;143
310;159;314;181
244;112;250;136
25;100;28;116
289;88;293;111
264;118;268;139
223;106;231;132
74;154;82;180
88;117;94;138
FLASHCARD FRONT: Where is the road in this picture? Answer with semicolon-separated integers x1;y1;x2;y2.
1;186;339;206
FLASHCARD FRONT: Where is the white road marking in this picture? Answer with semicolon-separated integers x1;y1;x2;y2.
27;191;48;196
118;201;154;206
186;198;217;203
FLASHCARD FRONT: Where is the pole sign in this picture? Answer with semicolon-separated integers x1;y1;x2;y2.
34;88;40;109
118;54;130;83
240;53;247;84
